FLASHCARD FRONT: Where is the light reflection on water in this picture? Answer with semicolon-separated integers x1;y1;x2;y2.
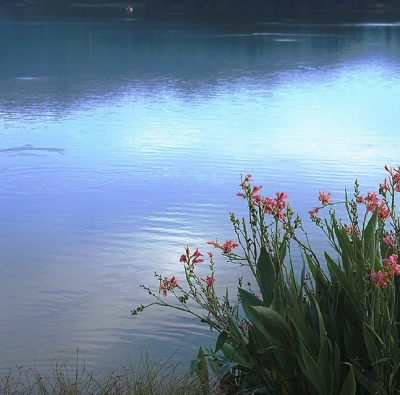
1;10;400;374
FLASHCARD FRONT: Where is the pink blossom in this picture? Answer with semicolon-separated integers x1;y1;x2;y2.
207;240;221;248
344;224;360;236
244;174;252;182
383;254;400;275
318;191;332;205
179;254;187;263
191;248;204;264
382;235;394;248
378;203;390;220
221;240;239;253
200;275;215;287
394;172;400;192
207;251;214;258
254;293;261;299
365;191;380;213
160;276;179;297
263;192;288;219
385;165;400;192
371;270;389;288
356;196;364;204
380;178;390;192
236;192;246;198
309;207;321;215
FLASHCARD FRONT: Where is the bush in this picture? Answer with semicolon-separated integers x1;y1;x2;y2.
133;166;400;394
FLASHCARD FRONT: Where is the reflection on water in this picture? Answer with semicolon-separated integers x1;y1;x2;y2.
1;9;400;374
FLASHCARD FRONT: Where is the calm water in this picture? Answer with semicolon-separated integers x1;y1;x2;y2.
1;7;400;374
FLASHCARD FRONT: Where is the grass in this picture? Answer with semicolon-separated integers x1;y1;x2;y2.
0;349;216;395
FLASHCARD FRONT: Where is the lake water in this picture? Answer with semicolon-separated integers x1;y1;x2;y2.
1;6;400;375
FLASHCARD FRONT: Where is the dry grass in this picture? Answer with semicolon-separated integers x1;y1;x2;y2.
0;350;215;395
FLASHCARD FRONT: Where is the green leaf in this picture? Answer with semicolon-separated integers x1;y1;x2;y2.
363;324;381;364
257;247;275;306
333;342;341;394
332;220;353;276
325;252;358;306
287;305;319;359
339;367;356;395
194;346;210;391
306;253;328;288
215;331;228;353
279;241;287;263
246;306;293;347
362;209;378;265
300;344;327;395
344;362;381;394
221;343;251;368
238;287;264;309
317;346;333;394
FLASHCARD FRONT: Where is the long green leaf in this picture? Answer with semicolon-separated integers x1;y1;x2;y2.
215;331;228;353
306;253;328;288
287;305;319;359
325;252;358;305
339;367;356;395
256;247;275;306
238;287;264;309
247;306;292;347
362;209;378;266
363;324;381;365
300;344;327;395
332;220;353;276
221;343;251;368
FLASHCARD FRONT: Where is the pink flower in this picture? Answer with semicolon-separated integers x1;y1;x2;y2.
200;275;215;287
263;192;289;219
160;276;179;297
244;174;252;182
382;235;394;248
254;293;261;299
179;254;187;263
309;207;321;215
371;270;389;288
356;196;364;204
207;239;221;248
394;172;400;192
380;178;390;192
318;190;332;205
365;191;380;213
221;240;239;253
207;251;214;258
378;203;390;220
344;224;360;236
385;165;400;192
239;174;253;188
191;248;204;264
383;254;400;275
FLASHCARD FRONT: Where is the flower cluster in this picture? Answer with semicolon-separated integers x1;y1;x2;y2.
356;191;390;219
207;239;239;253
371;254;400;288
180;246;204;265
160;276;179;297
200;275;215;287
318;190;332;205
237;174;289;220
382;165;400;192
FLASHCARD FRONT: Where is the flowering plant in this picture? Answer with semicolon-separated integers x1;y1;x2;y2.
132;166;400;394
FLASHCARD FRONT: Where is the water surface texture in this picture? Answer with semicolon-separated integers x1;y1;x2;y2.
1;9;400;373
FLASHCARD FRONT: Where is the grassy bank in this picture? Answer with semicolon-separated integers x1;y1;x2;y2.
0;351;214;395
